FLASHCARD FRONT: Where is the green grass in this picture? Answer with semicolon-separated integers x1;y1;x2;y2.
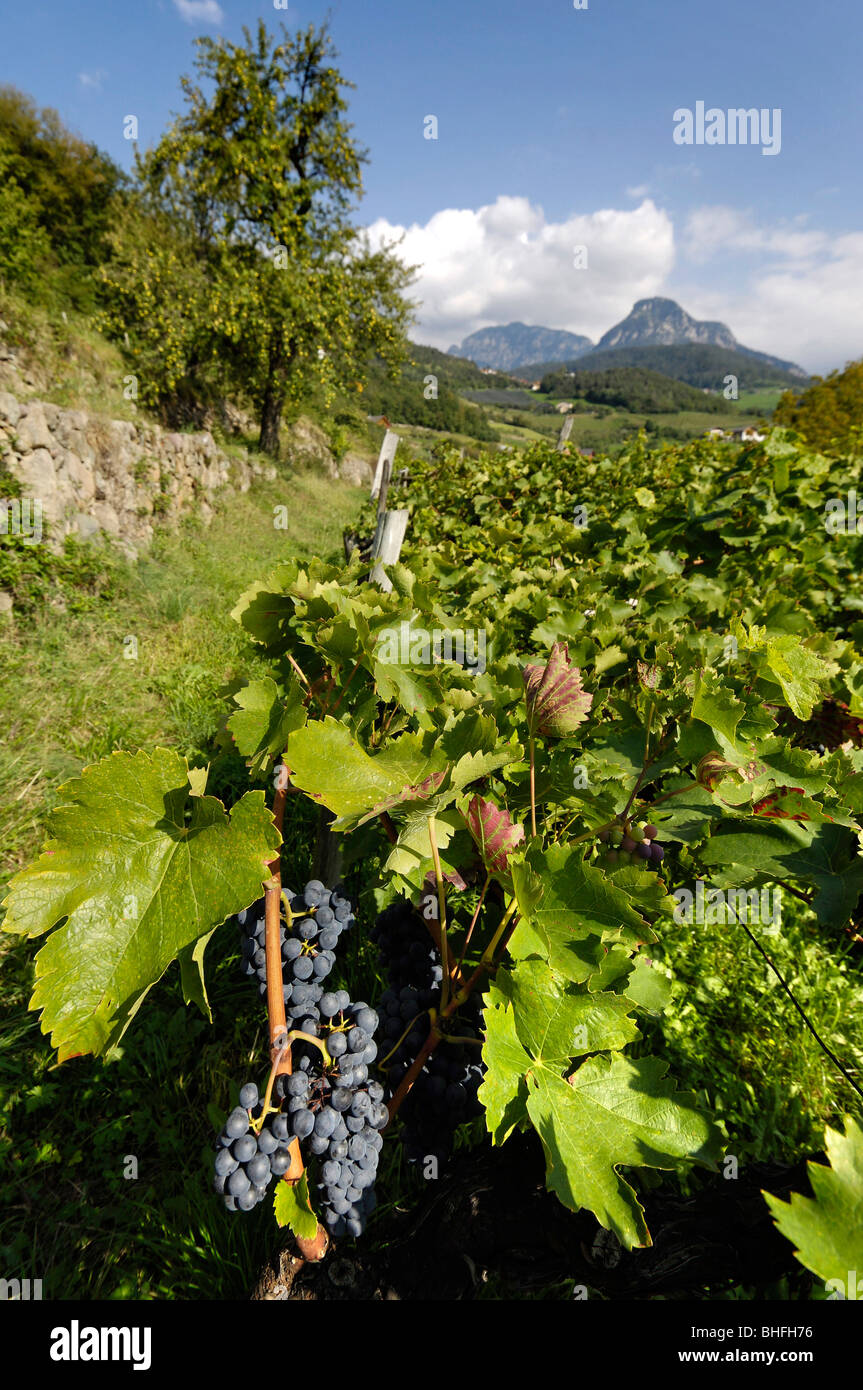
638;894;863;1163
0;471;361;888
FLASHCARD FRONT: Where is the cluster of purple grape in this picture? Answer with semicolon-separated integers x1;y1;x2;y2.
278;1002;388;1239
213;1082;293;1212
598;820;664;869
237;881;355;1031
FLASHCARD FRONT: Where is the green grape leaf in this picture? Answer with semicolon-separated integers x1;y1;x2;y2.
1;749;279;1061
227;676;306;776
286;720;445;828
527;1055;724;1248
624;954;673;1014
273;1172;318;1239
508;958;639;1066
479;980;533;1144
764;1117;863;1289
691;671;745;748
510;843;655;981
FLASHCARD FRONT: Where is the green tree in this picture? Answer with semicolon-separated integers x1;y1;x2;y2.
774;360;863;454
0;86;124;272
121;20;415;453
0;148;51;288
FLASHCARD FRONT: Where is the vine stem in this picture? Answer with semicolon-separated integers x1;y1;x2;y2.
735;918;863;1103
428;815;450;1010
529;734;537;838
328;659;361;716
453;872;491;979
480;897;518;966
265;752;306;1187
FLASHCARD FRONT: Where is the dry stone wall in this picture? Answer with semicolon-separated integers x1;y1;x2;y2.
0;390;277;558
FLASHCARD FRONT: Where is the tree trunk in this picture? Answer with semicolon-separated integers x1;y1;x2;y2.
259;376;285;456
259;340;289;456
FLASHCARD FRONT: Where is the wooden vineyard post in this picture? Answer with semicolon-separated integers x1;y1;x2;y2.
370;428;400;501
370;509;409;592
368;429;408;593
557;413;575;451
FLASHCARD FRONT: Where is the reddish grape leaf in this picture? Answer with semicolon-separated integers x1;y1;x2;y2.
465;795;525;875
523;641;593;737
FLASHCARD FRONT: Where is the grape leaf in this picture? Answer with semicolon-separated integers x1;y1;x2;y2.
691;671;745;747
227;675;306;776
509;843;656;981
764;1117;863;1287
527;1055;723;1248
464;795;525;875
1;749;279;1061
479;981;533;1144
507;958;639;1066
273;1171;318;1239
623;955;673;1014
523;641;593;736
286;720;445;828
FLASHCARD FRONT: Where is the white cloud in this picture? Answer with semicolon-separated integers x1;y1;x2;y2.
626;184;650;199
682;205;825;267
78;70;106;91
680;206;863;371
173;0;224;24
366;195;675;350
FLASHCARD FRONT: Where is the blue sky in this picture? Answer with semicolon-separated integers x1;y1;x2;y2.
3;0;861;371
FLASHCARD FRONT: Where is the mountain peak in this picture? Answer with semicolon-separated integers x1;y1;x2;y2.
598;298;737;351
448;322;594;372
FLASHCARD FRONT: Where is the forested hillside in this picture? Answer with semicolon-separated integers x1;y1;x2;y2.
538;364;726;413
523;342;809;391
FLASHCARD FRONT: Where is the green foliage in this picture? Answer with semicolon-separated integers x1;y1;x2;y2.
764;1117;863;1290
0;529;120;614
0;86;124;270
526;343;808;391
3;751;280;1061
0;148;51;287
361;353;498;441
539;365;726;415
774;359;863;455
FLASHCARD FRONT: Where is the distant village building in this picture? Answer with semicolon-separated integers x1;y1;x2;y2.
705;425;766;443
556;402;573;414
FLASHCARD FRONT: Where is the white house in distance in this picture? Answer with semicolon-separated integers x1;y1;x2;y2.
556;402;574;414
706;424;766;442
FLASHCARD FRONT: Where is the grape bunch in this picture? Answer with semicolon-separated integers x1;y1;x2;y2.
237;880;356;1030
212;1081;294;1212
277;1000;388;1238
598;820;664;869
372;898;484;1171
